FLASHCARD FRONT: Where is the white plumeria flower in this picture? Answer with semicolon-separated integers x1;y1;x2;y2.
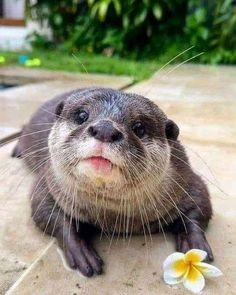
163;249;223;293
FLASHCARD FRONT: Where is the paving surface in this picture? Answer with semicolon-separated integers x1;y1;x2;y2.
0;65;236;295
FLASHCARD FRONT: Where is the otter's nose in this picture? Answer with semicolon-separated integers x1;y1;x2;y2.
88;121;123;143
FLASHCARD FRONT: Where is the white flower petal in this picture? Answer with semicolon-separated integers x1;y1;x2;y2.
165;260;188;278
163;252;187;278
185;249;207;263
183;266;205;293
163;252;185;269
195;262;223;278
163;271;185;285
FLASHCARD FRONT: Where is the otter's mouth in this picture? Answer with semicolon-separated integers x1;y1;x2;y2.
82;156;113;174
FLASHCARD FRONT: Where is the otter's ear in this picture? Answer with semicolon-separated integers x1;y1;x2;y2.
55;101;64;117
165;119;179;141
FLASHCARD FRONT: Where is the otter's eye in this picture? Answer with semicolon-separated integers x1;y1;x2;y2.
74;110;89;125
132;122;146;138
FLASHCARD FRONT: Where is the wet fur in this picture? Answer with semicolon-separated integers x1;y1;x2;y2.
13;88;213;276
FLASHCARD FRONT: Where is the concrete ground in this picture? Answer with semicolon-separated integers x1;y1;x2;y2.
0;65;235;295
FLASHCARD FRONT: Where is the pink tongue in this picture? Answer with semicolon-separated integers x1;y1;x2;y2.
87;156;112;172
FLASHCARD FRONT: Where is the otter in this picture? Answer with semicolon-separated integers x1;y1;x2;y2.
12;88;213;277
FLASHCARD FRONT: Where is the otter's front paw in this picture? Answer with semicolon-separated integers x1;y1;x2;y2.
176;232;214;262
60;235;103;277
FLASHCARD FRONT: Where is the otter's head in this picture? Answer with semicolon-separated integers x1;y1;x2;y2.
49;88;179;191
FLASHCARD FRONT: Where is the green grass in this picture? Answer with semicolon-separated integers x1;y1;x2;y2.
0;50;161;82
0;45;213;81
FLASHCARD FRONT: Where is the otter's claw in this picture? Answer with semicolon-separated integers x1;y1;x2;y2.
176;232;214;262
61;236;103;277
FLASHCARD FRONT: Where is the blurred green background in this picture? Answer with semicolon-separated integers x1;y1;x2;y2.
1;0;236;81
27;0;236;64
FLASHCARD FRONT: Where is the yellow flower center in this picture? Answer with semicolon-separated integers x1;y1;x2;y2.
185;252;202;264
187;266;200;282
172;254;201;281
172;259;188;275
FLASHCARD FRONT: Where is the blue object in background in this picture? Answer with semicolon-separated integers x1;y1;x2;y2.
18;55;29;65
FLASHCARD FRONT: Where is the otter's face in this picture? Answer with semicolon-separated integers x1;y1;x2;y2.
49;88;179;190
